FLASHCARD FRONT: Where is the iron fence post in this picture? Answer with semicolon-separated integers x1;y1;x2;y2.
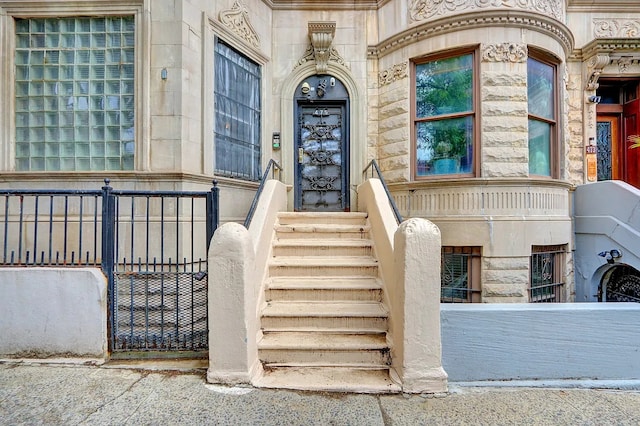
101;178;116;350
206;180;219;252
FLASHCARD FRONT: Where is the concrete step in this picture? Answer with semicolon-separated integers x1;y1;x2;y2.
277;212;368;226
254;367;401;393
259;332;390;366
275;224;370;239
261;301;388;331
269;257;379;277
266;277;382;302
272;239;373;257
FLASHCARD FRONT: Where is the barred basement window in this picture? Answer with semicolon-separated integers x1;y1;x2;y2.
441;246;481;303
530;245;566;303
15;16;135;171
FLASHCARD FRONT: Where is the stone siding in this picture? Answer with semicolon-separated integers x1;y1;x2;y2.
481;67;529;178
378;76;410;183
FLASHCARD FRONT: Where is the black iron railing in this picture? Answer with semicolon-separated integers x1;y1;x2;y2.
1;179;219;352
243;159;283;228
363;160;403;224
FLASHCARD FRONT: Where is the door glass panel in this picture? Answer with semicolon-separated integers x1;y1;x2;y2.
298;106;344;211
597;121;612;181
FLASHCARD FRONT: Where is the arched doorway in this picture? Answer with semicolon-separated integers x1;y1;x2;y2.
293;75;350;211
599;265;640;302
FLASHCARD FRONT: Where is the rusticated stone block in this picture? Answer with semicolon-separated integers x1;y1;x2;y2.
482;283;528;298
483;147;528;163
482;131;528;147
482;86;527;102
379;115;408;132
483;116;528;133
482;101;528;117
482;72;526;87
380;127;409;145
379;140;409;158
482;162;529;177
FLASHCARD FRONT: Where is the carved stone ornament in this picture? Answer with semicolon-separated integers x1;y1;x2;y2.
379;63;408;87
584;54;610;91
409;0;563;24
294;21;349;73
594;19;640;38
481;43;527;63
218;0;260;48
618;57;633;73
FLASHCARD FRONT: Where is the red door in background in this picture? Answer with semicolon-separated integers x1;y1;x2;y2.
623;91;640;189
597;80;640;189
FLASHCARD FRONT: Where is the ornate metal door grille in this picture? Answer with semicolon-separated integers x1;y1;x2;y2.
296;105;347;211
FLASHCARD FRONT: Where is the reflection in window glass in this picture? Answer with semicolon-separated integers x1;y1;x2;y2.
528;119;551;176
214;40;261;181
527;57;555;177
14;16;135;171
415;53;474;177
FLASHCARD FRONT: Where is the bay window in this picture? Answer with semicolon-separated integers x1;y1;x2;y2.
414;50;476;177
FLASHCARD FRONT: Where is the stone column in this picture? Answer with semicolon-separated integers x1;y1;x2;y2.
394;218;448;393
207;222;255;385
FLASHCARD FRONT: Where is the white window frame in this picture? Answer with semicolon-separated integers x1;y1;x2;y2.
0;0;150;172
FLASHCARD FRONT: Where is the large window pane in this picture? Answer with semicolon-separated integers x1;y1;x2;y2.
416;54;473;118
414;52;474;178
527;56;556;177
527;58;554;120
416;116;473;176
214;41;261;181
529;119;551;176
14;16;135;171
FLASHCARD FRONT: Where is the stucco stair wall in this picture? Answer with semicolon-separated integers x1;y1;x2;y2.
255;212;399;393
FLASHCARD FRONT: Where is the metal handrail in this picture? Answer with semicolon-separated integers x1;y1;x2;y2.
243;159;283;228
362;160;403;224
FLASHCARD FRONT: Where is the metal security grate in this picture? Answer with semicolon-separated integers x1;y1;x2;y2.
530;245;566;303
114;261;208;351
441;246;481;303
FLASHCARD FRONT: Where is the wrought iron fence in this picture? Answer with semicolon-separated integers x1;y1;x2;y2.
1;179;219;353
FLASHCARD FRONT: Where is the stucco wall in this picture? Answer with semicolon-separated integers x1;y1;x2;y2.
0;268;107;358
442;303;640;382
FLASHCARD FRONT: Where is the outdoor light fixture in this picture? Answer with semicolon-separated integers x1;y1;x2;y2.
161;68;168;80
598;249;622;264
587;95;601;103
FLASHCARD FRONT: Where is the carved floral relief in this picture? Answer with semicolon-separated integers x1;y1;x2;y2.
409;0;563;23
594;19;640;38
481;43;527;63
378;63;408;87
218;0;260;48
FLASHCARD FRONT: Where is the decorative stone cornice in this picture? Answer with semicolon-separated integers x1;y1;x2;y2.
568;0;640;12
367;10;574;59
481;43;527;63
219;0;260;48
294;21;349;73
577;38;640;89
409;0;564;24
378;62;408;87
261;0;391;10
594;19;640;38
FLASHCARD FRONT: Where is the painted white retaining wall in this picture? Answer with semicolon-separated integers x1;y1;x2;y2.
441;303;640;382
0;268;107;358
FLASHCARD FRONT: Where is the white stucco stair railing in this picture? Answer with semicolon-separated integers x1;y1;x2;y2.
206;177;447;393
358;179;447;393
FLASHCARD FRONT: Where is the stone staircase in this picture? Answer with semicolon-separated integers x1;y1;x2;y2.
254;212;400;393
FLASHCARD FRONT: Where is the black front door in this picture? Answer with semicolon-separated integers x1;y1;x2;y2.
295;103;349;211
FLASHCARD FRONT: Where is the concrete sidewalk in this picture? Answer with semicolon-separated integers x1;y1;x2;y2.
1;361;640;425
